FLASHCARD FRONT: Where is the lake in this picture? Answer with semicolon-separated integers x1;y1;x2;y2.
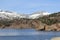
0;29;60;40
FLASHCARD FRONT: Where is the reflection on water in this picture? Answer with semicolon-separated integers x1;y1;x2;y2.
0;29;60;40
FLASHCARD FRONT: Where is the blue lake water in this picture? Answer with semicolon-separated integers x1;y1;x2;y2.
0;29;60;40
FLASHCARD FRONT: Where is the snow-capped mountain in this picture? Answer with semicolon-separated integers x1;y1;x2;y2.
0;10;50;20
29;11;50;19
0;10;26;20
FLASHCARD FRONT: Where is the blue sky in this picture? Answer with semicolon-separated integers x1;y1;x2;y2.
0;0;60;14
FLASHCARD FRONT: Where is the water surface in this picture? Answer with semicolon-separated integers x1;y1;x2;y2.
0;29;60;40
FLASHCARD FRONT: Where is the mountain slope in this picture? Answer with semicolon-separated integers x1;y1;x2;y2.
29;11;50;19
0;10;50;20
0;10;60;31
0;10;27;20
38;12;60;25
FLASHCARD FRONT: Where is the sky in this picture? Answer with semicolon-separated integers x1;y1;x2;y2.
0;0;60;14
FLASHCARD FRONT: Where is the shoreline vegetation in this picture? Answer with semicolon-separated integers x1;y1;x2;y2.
0;12;60;31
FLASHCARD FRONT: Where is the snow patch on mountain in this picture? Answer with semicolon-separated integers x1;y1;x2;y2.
29;11;50;19
0;10;50;20
0;10;27;20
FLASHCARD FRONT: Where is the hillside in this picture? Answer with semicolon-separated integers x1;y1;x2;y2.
0;10;60;31
38;12;60;25
38;12;60;31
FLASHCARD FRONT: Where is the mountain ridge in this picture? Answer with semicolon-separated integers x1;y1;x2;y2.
0;10;50;20
0;10;60;31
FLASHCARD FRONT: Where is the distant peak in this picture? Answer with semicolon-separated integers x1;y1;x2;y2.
32;11;50;15
28;11;50;19
0;9;16;13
